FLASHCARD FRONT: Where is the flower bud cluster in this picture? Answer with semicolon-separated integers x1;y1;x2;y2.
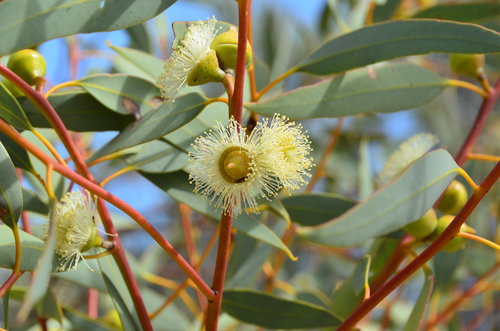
188;114;313;216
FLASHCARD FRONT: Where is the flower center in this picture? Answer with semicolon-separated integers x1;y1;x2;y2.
219;147;252;183
282;146;297;165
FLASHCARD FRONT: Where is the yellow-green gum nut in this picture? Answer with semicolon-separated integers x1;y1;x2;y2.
186;49;225;86
449;53;485;79
210;26;253;72
102;309;123;329
7;49;47;86
402;208;437;239
432;215;474;253
80;228;102;253
2;80;24;97
437;180;468;215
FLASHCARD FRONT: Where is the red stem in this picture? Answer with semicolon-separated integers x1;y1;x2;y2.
336;159;500;331
230;0;251;125
0;120;215;302
205;212;234;331
87;288;98;318
0;272;23;298
455;78;500;167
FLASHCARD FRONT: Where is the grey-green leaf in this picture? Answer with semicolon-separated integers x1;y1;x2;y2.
245;63;450;119
88;93;208;162
222;289;342;329
297;150;461;247
0;82;31;130
412;3;500;23
0;0;177;56
0;130;34;171
404;269;434;331
109;44;165;82
20;91;135;132
281;193;356;227
22;189;48;215
75;74;162;117
296;19;500;76
0;142;23;228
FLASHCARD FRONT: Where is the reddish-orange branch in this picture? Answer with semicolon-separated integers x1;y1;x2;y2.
336;159;500;331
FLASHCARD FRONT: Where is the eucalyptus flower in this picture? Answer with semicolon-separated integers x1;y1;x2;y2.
377;132;439;187
158;17;225;103
43;190;102;271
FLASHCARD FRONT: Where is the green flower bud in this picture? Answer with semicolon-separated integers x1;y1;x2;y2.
402;208;437;239
437;180;468;215
186;49;225;86
2;80;24;97
80;228;102;253
449;53;485;79
210;26;253;74
431;215;475;253
7;49;47;86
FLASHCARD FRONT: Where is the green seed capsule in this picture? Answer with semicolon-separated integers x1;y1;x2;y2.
210;26;253;74
7;49;47;86
402;208;437;239
437;180;468;215
449;54;485;79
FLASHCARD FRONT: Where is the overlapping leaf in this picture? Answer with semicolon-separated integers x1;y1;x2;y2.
0;142;23;228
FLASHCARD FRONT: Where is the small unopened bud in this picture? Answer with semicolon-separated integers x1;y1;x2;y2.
431;215;475;253
437;180;468;215
210;26;253;74
449;53;485;79
7;49;47;86
402;208;437;239
186;49;225;86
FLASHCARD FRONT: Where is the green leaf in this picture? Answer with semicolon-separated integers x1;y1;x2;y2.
35;288;63;325
109;44;165;82
16;201;56;322
281;193;356;227
3;288;10;329
124;139;187;174
0;225;60;272
20;91;135;132
142;289;191;331
172;21;234;50
245;63;450;119
63;305;118;331
53;259;107;292
126;23;151;53
331;256;371;319
22;188;48;215
254;57;270;92
404;269;434;331
412;3;500;23
0;142;23;228
222;289;343;329
88;93;208;162
295;19;500;76
358;137;374;200
0;0;177;56
101;273;141;331
373;0;402;23
297;150;461;247
140;170;295;258
0;130;34;171
0;82;32;131
75;74;162;117
262;197;291;228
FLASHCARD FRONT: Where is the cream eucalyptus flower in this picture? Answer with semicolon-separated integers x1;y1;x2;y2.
43;190;101;271
376;132;439;187
188;118;281;216
259;114;314;191
158;17;225;103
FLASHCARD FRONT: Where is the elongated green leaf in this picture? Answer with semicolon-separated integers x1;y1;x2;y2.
88;93;208;162
331;256;370;319
222;289;342;329
75;74;161;117
0;0;176;56
126;23;151;53
0;82;31;130
140;170;295;258
0;225;60;272
404;269;434;331
296;19;500;75
53;259;107;291
35;288;63;325
109;44;165;82
298;150;460;247
359;137;374;200
124;139;187;173
373;0;402;23
245;63;449;119
262;197;291;228
63;306;118;331
3;289;10;329
0;130;34;171
17;201;56;322
22;188;48;215
412;4;500;23
0;142;23;228
281;193;356;227
20;91;135;132
142;289;191;331
102;273;141;331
